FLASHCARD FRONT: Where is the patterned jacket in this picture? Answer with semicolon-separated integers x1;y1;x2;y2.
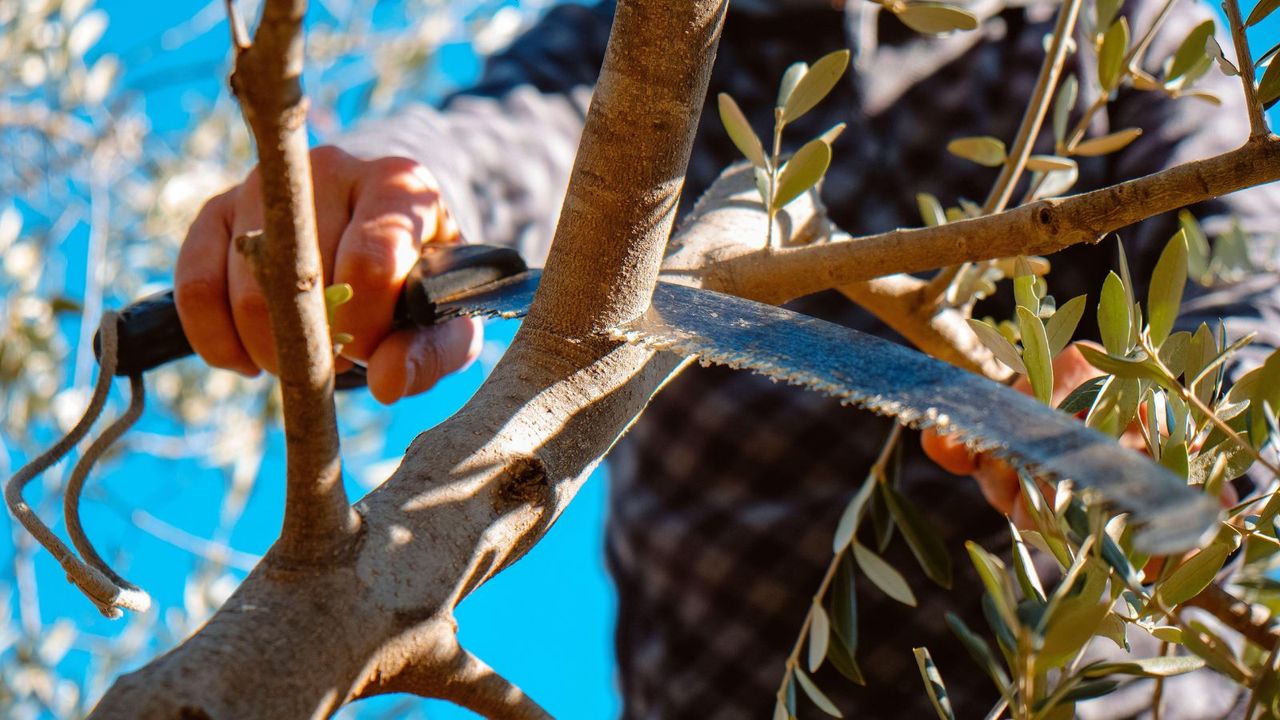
337;1;1280;717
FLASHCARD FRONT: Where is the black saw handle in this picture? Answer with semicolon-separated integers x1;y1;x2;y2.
94;244;527;389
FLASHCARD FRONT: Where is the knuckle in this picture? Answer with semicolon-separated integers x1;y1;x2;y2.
310;144;352;166
232;289;269;320
343;222;411;289
175;278;220;309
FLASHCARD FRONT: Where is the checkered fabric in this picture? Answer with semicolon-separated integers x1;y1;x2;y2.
336;1;1280;717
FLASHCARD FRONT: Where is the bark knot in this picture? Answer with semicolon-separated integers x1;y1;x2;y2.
492;456;551;512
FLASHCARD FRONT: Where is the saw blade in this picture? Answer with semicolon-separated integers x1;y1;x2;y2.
437;273;1218;553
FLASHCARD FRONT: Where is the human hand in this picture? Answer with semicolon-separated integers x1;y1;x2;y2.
921;343;1126;528
174;146;483;404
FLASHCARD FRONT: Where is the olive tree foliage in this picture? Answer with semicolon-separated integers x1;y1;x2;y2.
0;0;525;716
8;0;1280;716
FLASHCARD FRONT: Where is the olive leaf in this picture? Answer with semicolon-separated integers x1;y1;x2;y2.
794;668;843;718
1098;271;1131;355
1179;210;1211;283
1148;229;1189;346
893;2;979;34
1025;155;1076;173
945;613;1011;692
1052;74;1078;146
1205;35;1239;77
1095;0;1122;35
967;318;1027;374
1017;307;1054;405
832;478;875;552
917;192;947;227
819;122;848;146
1249;0;1280;27
1073;128;1142;156
1152;538;1230;609
808;603;831;672
1045;294;1086;357
1030;163;1079;201
913;648;957;720
1097;18;1130;92
883;485;954;588
718;93;767;169
777;61;809;109
853;542;917;606
782;49;850;124
965;541;1018;632
1083;656;1206;678
1166;20;1214;82
774;138;832;209
1258;55;1280;107
947;136;1006;167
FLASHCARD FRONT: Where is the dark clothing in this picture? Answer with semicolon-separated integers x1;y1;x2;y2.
338;1;1280;716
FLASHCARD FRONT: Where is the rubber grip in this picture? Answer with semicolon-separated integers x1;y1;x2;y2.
96;244;528;383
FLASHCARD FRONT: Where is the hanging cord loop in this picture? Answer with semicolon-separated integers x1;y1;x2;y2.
3;312;151;618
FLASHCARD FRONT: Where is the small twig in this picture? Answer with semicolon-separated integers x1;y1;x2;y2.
1151;641;1170;720
1222;0;1270;138
226;0;358;562
1185;583;1280;649
982;0;1083;215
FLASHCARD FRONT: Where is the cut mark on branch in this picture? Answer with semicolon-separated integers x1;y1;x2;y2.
493;456;551;513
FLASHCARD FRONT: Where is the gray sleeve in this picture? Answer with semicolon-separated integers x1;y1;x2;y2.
332;2;617;266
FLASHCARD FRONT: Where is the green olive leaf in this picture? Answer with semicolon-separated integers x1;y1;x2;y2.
1179;209;1211;283
883;485;953;588
1152;539;1230;609
1147;228;1188;346
1083;656;1206;678
1205;34;1239;77
946;136;1006;167
819;122;848;146
1052;74;1078;146
1073;127;1142;156
1258;54;1280;107
917;192;947;227
1045;294;1086;357
1166;20;1215;81
1098;271;1131;355
777;61;809;109
808;602;831;672
913;648;957;720
1095;0;1122;35
1098;18;1130;92
1017;307;1054;405
1249;0;1280;26
782;49;850;124
794;668;844;718
945;613;1011;691
854;542;917;607
774;138;832;209
1025;155;1077;173
893;2;979;34
966;318;1027;374
717;93;768;169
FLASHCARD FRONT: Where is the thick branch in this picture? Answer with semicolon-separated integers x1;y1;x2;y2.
92;1;728;717
681;137;1280;304
228;0;356;561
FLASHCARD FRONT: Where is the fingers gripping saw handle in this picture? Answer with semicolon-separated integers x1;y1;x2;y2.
95;244;528;387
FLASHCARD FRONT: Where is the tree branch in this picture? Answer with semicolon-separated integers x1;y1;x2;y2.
1222;0;1270;139
91;0;729;716
680;137;1280;305
227;0;357;563
1187;583;1280;650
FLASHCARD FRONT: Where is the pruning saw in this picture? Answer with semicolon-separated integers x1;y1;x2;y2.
99;244;1219;553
